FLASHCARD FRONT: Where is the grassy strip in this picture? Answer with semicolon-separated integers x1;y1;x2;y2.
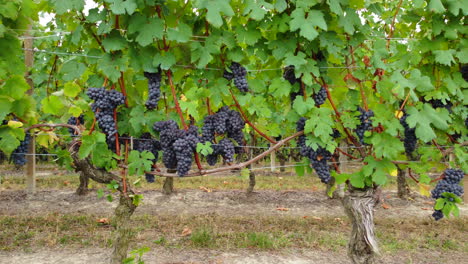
1;213;466;253
0;171;414;192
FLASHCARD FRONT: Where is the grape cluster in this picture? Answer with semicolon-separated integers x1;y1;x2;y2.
355;107;374;144
400;113;417;157
313;87;327;106
144;71;162;110
296;117;332;183
134;132;161;162
461;64;468;82
331;129;341;139
67;115;84;136
428;99;452;112
86;88;125;146
431;168;465;220
11;133;31;166
201;107;246;165
224;62;249;93
283;66;301;85
153;121;200;176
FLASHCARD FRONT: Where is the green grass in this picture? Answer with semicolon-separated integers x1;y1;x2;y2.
0;213;466;253
0;167;415;192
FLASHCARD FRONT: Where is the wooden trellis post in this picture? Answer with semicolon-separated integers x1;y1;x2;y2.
24;24;36;193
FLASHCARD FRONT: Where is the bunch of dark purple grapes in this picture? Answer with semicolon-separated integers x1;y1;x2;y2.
428;99;452;112
153;120;200;176
223;62;249;93
313;87;327;106
11;133;31;166
355;107;374;144
201;107;246;165
400;112;417;158
144;71;162;110
296;117;332;183
86;88;125;148
431;168;465;220
67;115;84;136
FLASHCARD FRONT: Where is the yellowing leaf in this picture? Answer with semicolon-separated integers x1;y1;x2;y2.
7;120;23;128
389;169;398;177
36;131;59;148
418;183;431;197
395;111;403;119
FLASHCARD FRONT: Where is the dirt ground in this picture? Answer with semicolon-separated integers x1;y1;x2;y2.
1;247;467;264
0;188;467;264
1;188;461;218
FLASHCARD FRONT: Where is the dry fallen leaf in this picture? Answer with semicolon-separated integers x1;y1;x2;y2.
97;218;110;225
381;203;391;209
199;186;212;192
311;216;322;221
303;216;309;219
278;177;283;180
421;207;431;211
181;227;192;237
423;201;435;205
223;181;229;185
63;181;70;185
276;207;289;211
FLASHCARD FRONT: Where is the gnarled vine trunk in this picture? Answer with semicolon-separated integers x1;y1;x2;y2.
162;169;176;194
71;148;137;263
397;166;410;199
246;166;256;194
342;187;379;264
110;193;137;264
76;171;89;195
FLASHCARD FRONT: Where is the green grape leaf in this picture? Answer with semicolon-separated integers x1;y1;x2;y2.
195;0;234;27
191;42;213;68
102;30;127;51
305;108;334;143
0;127;23;155
105;0;137;15
128;150;154;176
406;104;451;142
79;133;107;159
243;0;272;20
41;96;65;115
370;133;404;160
60;61;86;81
153;52;176;70
2;75;29;100
51;0;84;14
0;97;12;121
293;96;314;115
197;142;213;156
428;0;446;13
433;50;456;66
97;53;128;82
284;52;307;68
167;23;192;43
68;106;83;117
290;9;327;40
64;82;81;98
128;16;164;46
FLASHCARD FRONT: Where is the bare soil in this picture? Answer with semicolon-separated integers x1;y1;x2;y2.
1;188;461;218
